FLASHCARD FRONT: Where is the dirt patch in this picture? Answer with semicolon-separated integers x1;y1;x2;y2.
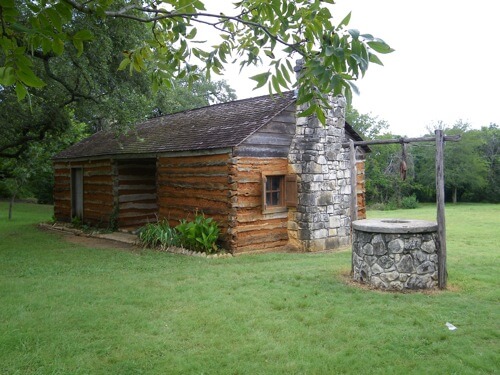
63;233;139;250
39;225;139;252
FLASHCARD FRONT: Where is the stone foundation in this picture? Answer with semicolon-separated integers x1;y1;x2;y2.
352;219;439;290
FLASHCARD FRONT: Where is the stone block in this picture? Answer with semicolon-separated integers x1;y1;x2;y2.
405;236;422;250
380;271;400;283
396;255;414;273
328;228;338;236
318;192;333;205
371;263;384;275
362;243;374;255
421;240;436;253
372;234;387;255
329;216;341;228
377;255;395;269
416;261;435;275
388;239;404;253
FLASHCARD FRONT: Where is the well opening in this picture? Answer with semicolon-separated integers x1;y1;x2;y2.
352;219;439;290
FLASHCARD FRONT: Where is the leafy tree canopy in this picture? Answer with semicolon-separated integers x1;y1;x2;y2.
0;0;393;124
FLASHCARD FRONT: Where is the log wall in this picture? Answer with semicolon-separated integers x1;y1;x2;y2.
156;152;233;248
53;162;72;221
53;159;114;226
116;159;157;228
228;157;290;254
233;104;295;157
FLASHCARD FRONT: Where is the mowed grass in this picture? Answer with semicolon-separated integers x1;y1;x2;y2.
0;203;498;374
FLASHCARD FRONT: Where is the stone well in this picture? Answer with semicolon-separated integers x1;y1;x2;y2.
352;219;439;290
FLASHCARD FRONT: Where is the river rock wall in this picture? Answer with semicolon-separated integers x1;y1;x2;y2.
352;225;439;290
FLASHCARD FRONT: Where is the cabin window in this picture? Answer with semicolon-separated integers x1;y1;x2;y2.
262;173;297;213
266;175;284;207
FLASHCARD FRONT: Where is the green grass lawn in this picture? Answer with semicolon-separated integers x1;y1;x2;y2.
0;202;498;374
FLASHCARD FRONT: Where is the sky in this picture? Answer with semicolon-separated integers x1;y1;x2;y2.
204;0;500;137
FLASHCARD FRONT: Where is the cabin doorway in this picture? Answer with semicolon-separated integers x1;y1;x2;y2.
116;159;158;231
71;167;83;220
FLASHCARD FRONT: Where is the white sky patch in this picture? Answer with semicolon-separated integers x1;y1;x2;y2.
196;0;500;136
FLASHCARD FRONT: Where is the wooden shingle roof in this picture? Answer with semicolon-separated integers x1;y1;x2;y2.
54;91;296;160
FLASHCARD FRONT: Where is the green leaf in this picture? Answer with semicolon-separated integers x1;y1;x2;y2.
45;7;62;32
73;29;93;41
52;37;64;56
249;72;271;90
348;29;360;39
315;105;326;125
264;50;275;59
369;53;384;66
17;68;46;88
117;58;130;71
15;83;27;101
186;27;197;40
367;40;394;54
297;103;317;118
339;12;351;28
296;92;314;106
271;75;282;94
0;66;16;86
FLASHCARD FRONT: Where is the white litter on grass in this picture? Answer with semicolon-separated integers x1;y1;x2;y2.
446;322;457;331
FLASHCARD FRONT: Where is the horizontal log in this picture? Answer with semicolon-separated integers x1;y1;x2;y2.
84;194;114;203
157;188;228;201
118;211;157;219
84;175;113;183
234;145;290;158
157;153;230;167
119;193;157;203
237;210;288;223
157;159;228;168
158;182;227;192
240;132;293;147
118;184;156;190
235;220;287;233
342;134;461;147
119;202;158;210
117;175;156;184
236;230;288;247
234;240;289;254
158;206;229;221
158;175;229;189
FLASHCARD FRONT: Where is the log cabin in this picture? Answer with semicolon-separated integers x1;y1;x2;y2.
53;91;369;253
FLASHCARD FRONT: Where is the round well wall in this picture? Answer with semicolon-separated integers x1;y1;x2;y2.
352;219;439;290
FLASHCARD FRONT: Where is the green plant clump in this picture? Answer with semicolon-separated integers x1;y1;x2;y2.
138;220;179;250
138;213;220;253
176;213;220;254
401;195;419;209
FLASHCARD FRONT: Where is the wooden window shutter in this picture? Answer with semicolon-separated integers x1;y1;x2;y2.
285;174;298;207
262;174;267;213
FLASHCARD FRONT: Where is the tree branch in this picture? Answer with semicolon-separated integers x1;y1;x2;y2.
61;0;305;55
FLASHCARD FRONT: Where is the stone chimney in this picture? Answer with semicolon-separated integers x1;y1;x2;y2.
288;60;352;251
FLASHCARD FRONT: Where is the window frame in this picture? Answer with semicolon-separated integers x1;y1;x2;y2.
261;172;297;214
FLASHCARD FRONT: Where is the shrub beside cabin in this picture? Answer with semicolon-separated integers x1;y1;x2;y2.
53;92;368;253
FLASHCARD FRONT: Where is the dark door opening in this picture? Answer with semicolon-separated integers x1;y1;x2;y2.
71;167;83;219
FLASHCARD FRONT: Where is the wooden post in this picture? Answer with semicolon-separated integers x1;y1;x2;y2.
435;130;447;289
349;139;357;223
350;140;357;276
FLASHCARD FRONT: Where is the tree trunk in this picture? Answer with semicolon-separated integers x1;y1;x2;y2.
8;193;16;220
452;187;457;204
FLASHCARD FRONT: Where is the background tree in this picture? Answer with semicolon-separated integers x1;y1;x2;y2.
0;4;235;205
413;121;489;204
347;108;417;207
